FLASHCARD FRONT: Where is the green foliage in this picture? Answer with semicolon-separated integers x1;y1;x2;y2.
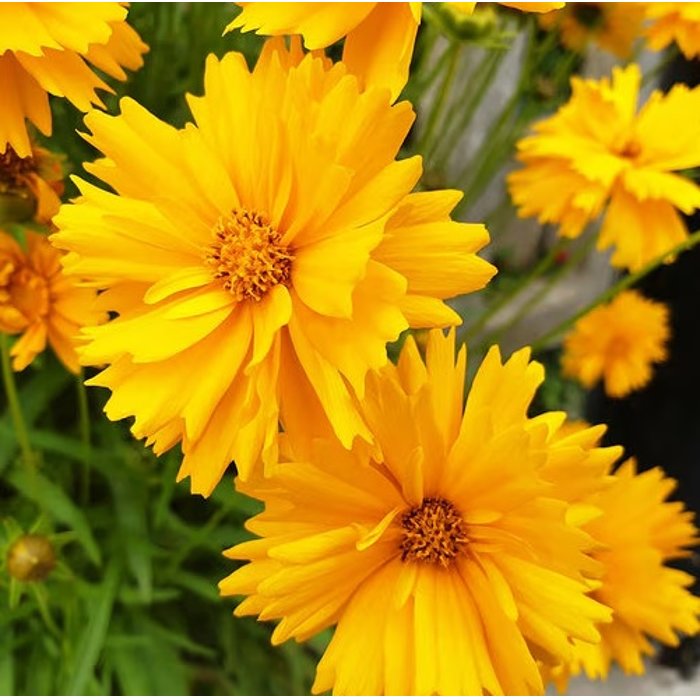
1;5;321;694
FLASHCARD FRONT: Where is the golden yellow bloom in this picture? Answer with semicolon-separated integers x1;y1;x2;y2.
52;39;496;496
538;3;645;59
0;2;147;158
0;231;101;373
228;2;421;101
221;329;618;695
646;3;700;59
553;459;699;682
0;143;63;224
562;291;670;399
509;64;700;270
228;3;563;100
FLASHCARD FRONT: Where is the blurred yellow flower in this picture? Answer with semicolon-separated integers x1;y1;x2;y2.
227;2;563;100
553;459;699;682
0;2;147;158
562;291;670;398
221;329;617;695
0;231;101;373
0;143;63;224
509;64;700;270
538;3;645;59
53;39;496;496
646;3;700;59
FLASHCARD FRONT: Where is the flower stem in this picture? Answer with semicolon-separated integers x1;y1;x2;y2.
463;233;569;343
0;334;36;474
415;43;462;157
429;47;506;169
530;228;700;354
76;371;91;505
480;232;597;350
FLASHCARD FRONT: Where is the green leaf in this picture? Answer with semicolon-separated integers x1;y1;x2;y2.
62;561;121;695
7;468;101;565
0;627;14;694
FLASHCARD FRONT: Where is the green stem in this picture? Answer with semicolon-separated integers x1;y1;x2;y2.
430;48;506;168
415;43;462;157
76;371;91;505
642;47;678;88
481;232;598;349
463;234;569;343
0;334;36;474
530;228;700;354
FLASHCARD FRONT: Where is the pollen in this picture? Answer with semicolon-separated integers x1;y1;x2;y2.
400;497;468;567
206;208;294;302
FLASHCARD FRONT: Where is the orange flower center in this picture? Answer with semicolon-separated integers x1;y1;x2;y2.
0;146;35;191
616;139;642;160
572;3;604;30
400;497;468;568
206;208;294;302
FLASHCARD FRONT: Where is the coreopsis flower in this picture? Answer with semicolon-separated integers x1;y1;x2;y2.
538;3;645;59
0;2;147;158
509;64;700;270
227;3;420;101
645;3;700;59
0;143;63;224
551;459;699;683
227;3;563;101
0;231;101;373
52;39;496;496
561;291;670;399
220;329;619;695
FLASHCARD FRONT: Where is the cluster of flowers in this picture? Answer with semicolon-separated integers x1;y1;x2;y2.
2;2;700;695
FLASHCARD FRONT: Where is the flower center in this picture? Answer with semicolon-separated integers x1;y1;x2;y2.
0;146;35;191
616;139;642;160
206;208;294;302
573;3;603;30
400;497;468;568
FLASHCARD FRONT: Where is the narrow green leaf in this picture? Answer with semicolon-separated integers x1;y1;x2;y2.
0;627;14;694
8;469;101;565
62;561;121;695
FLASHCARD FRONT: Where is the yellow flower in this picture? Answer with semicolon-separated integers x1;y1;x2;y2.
0;2;148;158
52;39;496;496
538;3;645;59
227;3;563;100
646;3;700;59
220;329;618;695
562;291;670;399
0;143;63;224
509;64;700;270
227;2;421;101
553;459;700;682
0;231;101;373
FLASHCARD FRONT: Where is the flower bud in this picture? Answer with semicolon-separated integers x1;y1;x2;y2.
7;534;56;582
